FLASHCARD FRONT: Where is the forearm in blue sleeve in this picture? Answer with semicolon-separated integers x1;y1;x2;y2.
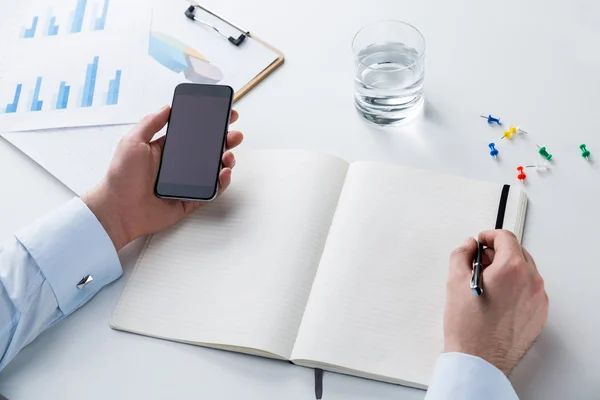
0;198;122;370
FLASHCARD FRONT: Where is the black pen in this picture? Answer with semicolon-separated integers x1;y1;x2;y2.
470;241;484;296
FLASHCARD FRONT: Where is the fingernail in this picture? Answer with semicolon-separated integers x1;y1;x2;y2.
464;237;472;245
232;157;236;167
159;105;169;112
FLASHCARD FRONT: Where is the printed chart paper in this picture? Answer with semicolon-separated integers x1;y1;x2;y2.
0;0;151;132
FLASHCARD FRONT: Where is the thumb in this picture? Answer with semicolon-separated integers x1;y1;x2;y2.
449;237;478;275
130;105;171;142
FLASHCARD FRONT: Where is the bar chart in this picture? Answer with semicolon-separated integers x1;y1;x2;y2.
1;0;148;131
1;56;122;115
21;0;110;39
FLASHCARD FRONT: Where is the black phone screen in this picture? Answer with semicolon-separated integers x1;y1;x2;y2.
155;84;233;200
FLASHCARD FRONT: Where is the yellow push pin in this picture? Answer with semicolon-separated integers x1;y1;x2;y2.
501;128;514;140
500;126;527;140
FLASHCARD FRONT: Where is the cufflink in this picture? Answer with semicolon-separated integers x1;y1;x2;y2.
76;275;94;290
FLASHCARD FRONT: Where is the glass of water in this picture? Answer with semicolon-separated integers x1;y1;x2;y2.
353;20;426;126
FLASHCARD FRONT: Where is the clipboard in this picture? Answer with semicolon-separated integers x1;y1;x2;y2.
233;35;284;103
185;1;285;103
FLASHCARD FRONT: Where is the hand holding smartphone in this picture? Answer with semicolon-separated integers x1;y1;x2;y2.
155;83;234;201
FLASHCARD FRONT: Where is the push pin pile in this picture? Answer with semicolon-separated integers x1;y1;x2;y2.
481;112;591;182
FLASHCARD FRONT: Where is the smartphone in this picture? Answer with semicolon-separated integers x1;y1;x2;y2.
155;83;234;201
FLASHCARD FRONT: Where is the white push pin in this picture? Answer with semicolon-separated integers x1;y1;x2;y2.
515;126;528;135
525;162;550;172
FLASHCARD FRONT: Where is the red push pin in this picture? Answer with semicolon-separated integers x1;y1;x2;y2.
517;166;527;182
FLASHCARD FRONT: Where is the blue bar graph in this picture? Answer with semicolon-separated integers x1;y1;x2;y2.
47;16;59;36
4;56;121;115
56;81;71;110
5;85;23;113
23;17;39;38
71;0;88;33
31;77;44;112
81;56;99;107
94;0;110;31
106;70;121;105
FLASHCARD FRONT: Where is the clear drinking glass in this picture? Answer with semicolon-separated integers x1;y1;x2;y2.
352;20;426;126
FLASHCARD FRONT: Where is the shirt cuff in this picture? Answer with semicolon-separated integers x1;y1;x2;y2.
425;353;519;400
15;198;122;315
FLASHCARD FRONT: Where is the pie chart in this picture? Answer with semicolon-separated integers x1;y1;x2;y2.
148;31;224;84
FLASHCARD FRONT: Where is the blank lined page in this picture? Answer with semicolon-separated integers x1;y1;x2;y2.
111;150;348;359
292;162;526;387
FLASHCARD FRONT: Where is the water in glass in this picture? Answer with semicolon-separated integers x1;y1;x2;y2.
354;42;424;126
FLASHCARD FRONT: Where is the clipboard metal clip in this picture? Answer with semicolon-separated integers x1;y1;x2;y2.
185;5;249;46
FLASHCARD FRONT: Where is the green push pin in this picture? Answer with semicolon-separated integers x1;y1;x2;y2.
536;145;553;161
580;144;591;161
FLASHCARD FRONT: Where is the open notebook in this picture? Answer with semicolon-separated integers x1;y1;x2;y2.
111;150;528;389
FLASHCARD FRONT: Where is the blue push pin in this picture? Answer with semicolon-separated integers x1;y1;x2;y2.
488;142;499;158
480;114;502;125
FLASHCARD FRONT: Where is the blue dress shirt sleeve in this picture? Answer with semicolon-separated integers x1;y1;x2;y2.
0;198;122;371
425;352;519;400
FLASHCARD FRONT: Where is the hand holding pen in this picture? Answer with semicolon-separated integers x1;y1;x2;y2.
443;230;549;376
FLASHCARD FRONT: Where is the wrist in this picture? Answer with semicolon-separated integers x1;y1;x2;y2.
82;183;131;251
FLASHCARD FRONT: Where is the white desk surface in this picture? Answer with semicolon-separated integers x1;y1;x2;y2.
1;0;599;398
